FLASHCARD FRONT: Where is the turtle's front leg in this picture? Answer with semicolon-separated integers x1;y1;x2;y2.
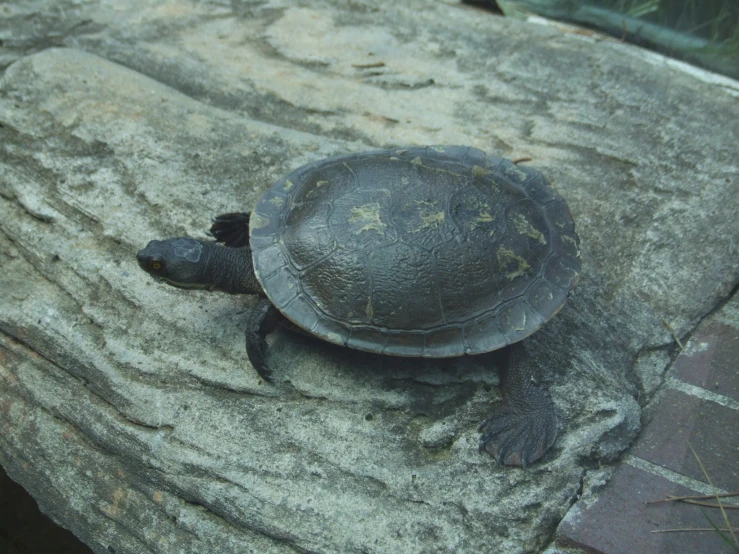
245;297;282;382
209;212;251;247
478;344;558;467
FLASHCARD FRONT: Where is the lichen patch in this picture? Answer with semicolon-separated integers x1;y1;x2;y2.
512;213;546;244
250;213;269;229
504;164;528;183
561;234;580;257
472;165;492;178
348;202;387;233
407;200;445;233
497;247;532;280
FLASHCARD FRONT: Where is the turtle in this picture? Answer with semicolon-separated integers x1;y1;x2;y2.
136;145;581;467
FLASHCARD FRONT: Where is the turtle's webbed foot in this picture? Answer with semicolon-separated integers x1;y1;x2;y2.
478;379;557;468
209;212;251;248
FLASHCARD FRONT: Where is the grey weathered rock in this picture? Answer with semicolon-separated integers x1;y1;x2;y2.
0;1;737;553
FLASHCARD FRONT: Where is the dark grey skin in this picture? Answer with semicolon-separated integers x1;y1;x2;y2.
137;213;282;381
137;212;557;467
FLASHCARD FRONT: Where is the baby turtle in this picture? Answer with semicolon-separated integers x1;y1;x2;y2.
137;145;581;466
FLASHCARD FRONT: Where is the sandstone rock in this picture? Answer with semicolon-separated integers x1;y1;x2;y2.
0;2;737;553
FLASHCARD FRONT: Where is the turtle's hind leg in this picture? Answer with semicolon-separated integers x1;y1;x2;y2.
245;297;282;382
478;344;558;468
209;212;251;247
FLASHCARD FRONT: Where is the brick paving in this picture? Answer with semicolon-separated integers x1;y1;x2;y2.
553;297;739;553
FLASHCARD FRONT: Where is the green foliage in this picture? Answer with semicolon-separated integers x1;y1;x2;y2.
603;0;739;48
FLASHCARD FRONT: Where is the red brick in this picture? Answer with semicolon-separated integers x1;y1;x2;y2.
632;388;739;491
672;321;739;402
556;463;739;554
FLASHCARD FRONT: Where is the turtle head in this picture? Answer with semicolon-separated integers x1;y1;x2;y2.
136;237;213;290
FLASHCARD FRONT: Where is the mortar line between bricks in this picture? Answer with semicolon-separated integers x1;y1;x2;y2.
667;378;739;410
624;455;739;504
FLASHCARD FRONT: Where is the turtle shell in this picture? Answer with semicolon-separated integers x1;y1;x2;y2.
249;145;580;357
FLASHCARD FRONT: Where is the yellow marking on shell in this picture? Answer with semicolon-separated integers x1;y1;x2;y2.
562;235;581;257
472;168;500;193
407;200;445;233
365;297;374;320
304;179;330;200
475;207;495;223
497;247;532;280
508;311;526;332
283;179;294;191
475;212;495;223
512;213;546;244
269;196;285;207
422;210;445;228
250;213;269;229
325;331;344;344
348;203;387;234
465;200;496;235
504;164;528;182
472;165;492;178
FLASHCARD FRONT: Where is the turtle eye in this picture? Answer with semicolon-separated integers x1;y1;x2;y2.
150;259;164;271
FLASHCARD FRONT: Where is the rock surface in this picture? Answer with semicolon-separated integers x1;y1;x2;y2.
0;1;737;553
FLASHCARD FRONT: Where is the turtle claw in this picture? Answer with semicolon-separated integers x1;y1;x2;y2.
249;343;275;383
254;360;274;383
478;381;557;467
